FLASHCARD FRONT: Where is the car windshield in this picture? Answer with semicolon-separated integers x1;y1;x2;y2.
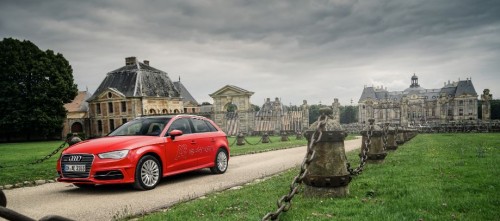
108;117;172;136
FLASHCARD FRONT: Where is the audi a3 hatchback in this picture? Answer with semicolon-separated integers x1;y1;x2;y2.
57;115;230;190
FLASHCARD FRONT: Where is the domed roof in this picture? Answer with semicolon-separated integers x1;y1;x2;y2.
411;73;418;80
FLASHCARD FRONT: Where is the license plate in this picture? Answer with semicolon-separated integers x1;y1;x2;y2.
64;164;86;172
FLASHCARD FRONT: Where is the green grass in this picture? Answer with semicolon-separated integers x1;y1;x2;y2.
0;141;67;185
138;133;500;221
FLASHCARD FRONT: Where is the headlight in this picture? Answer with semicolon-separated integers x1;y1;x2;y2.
98;150;129;159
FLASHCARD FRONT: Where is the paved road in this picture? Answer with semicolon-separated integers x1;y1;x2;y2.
2;139;361;221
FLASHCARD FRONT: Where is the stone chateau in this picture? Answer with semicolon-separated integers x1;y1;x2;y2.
62;57;198;137
358;74;490;125
62;57;309;137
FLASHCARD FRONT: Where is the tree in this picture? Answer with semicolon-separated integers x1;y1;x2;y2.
308;104;326;124
340;105;358;124
0;38;78;141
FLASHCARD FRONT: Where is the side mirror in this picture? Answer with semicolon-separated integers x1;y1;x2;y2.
169;129;183;140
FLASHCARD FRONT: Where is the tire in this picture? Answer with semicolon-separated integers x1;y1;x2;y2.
0;189;6;207
133;155;161;190
210;148;228;174
73;183;94;189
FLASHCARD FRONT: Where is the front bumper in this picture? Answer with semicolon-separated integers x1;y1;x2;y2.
57;154;136;185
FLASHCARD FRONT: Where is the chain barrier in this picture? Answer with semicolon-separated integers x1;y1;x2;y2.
261;113;327;221
346;120;373;176
228;137;237;147
0;141;68;169
244;137;263;145
382;123;389;151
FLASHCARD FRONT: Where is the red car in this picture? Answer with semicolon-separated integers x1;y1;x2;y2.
57;115;230;190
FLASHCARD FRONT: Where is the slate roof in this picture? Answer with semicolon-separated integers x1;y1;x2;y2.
173;81;198;105
64;91;91;112
455;80;477;96
88;60;180;101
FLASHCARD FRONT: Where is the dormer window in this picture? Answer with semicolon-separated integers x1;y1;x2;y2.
108;92;112;98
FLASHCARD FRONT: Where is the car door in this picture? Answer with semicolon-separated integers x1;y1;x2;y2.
190;118;216;166
164;117;197;173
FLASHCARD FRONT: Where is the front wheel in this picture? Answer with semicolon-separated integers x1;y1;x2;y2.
133;155;161;190
210;148;228;174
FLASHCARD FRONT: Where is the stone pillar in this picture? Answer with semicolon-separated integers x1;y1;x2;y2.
303;108;351;197
236;133;245;146
361;120;386;163
332;98;340;124
386;124;398;150
280;131;289;141
261;133;270;143
481;89;492;122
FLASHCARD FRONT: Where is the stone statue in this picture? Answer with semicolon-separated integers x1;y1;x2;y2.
481;89;492;121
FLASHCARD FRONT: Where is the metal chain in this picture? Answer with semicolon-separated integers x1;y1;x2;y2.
347;120;373;176
262;113;327;221
244;137;263;145
0;141;68;169
229;137;237;147
382;123;388;151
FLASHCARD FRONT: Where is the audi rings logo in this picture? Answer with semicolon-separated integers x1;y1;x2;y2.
68;155;82;162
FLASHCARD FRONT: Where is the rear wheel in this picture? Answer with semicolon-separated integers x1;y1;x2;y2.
133;155;161;190
210;148;228;174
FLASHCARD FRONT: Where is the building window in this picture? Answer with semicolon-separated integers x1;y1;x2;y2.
432;108;435;117
97;120;103;132
121;101;127;113
192;108;196;113
149;109;156;114
122;118;127;124
108;92;112;98
448;109;453;116
458;100;463;106
109;119;115;131
459;109;463;116
162;109;168;114
96;103;101;114
184;108;188;113
108;102;114;113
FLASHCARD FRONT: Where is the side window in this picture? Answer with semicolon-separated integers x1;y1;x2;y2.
192;118;210;133
167;118;192;134
205;121;218;132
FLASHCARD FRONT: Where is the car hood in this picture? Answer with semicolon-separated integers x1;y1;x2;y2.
63;136;165;155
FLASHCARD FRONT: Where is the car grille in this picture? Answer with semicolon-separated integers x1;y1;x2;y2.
61;154;94;178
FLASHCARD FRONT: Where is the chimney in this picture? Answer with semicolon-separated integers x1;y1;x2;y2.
125;57;137;65
143;60;149;65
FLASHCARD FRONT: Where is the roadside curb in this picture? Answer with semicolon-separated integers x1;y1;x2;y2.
1;178;57;190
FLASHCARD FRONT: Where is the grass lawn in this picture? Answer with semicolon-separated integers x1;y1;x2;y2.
138;133;500;221
0;141;67;186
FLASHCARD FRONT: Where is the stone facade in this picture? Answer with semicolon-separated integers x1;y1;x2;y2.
62;91;91;137
358;74;480;125
85;57;197;137
209;85;309;135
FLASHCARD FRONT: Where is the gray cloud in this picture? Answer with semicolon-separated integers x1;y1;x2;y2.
1;0;499;105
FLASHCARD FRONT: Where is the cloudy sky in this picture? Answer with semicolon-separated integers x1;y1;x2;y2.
1;0;499;106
